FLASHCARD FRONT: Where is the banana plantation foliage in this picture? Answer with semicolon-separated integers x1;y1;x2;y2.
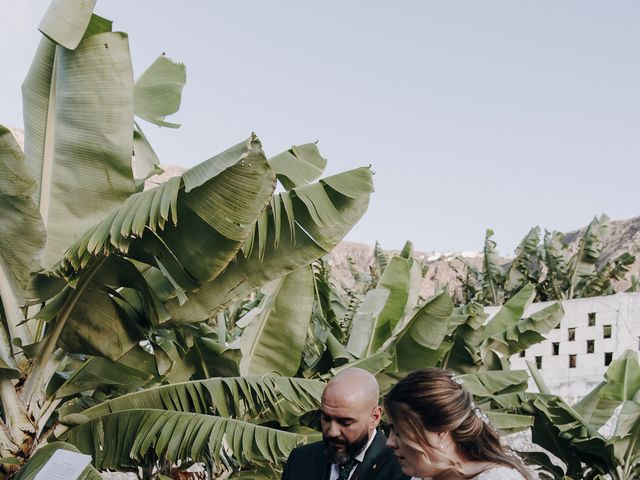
454;216;635;306
0;0;372;477
2;1;640;480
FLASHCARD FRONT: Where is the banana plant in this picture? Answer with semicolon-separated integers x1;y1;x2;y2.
0;0;374;474
58;377;325;478
345;241;423;359
517;350;640;479
504;227;541;296
458;217;635;305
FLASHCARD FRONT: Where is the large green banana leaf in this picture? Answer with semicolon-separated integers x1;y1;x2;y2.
456;370;530;397
572;350;640;433
525;361;617;477
579;252;635;298
599;351;640;403
611;400;640;478
268;143;327;190
567;215;609;299
440;301;487;373
239;267;314;376
481;229;504;305
384;290;457;371
345;289;390;358
453;370;533;432
540;230;567;300
132;55;186;183
23;15;136;268
0;127;45;302
572;382;621;432
301;259;349;375
601;351;640;473
346;242;421;358
134;55;186;129
327;351;393;378
443;286;562;373
0;126;45;367
504;227;540;294
59;376;324;428
183;333;241;380
521;352;640;479
52;346;159;398
165;166;373;323
49;135;274;358
38;0;96;50
484;302;564;358
481;284;561;361
65;410;318;471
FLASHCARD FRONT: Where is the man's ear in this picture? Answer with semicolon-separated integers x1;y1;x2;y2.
370;405;382;428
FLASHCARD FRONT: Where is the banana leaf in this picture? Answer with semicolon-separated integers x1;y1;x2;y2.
566;215;609;299
239;267;314;376
23;17;137;267
59;376;324;429
268;143;326;190
504;227;540;294
384;290;456;371
165;167;373;323
65;409;317;471
0;126;45;367
481;229;505;305
346;242;421;358
134;55;186;129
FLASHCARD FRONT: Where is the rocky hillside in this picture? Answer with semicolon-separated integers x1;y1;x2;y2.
326;217;640;300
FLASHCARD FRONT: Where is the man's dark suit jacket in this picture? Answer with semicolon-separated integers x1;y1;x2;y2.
281;430;408;480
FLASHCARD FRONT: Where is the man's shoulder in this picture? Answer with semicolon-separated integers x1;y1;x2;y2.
282;441;328;479
288;440;326;460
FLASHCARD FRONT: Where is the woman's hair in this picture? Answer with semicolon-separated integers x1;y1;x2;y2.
384;368;532;479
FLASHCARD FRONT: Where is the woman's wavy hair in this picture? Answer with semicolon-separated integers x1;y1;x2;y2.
384;368;532;479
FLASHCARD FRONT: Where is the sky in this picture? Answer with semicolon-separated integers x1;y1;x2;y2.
2;1;640;255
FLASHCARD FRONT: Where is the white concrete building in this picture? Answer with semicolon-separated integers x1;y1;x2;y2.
488;293;640;399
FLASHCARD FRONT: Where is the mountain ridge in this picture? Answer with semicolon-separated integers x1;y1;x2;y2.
327;216;640;300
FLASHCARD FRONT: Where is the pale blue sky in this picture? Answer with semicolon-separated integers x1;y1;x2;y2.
2;1;639;254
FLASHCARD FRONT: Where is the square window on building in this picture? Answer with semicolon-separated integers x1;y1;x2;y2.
535;356;543;369
568;328;576;341
605;352;613;366
519;350;525;358
603;325;612;339
587;339;595;354
554;321;561;330
588;312;596;326
569;354;577;368
552;342;559;355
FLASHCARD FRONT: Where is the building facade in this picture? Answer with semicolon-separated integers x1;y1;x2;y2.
487;292;640;399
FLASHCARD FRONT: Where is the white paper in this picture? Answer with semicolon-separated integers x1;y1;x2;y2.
33;450;93;480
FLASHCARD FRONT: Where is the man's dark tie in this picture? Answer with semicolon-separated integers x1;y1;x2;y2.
337;460;357;480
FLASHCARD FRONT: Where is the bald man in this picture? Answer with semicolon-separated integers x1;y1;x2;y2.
281;368;408;480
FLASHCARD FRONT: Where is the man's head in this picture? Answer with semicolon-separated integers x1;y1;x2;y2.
320;368;382;465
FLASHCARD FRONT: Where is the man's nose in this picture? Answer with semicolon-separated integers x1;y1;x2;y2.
326;421;341;438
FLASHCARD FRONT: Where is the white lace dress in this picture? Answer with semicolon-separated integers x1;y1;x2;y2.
411;466;528;480
472;466;527;479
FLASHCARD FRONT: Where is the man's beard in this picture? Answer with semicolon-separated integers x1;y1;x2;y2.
323;429;370;466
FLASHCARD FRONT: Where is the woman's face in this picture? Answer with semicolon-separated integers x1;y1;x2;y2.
385;416;449;478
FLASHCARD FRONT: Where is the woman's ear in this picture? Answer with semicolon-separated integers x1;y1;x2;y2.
438;431;453;450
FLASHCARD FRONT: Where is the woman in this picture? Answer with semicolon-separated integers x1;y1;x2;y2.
384;368;533;479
